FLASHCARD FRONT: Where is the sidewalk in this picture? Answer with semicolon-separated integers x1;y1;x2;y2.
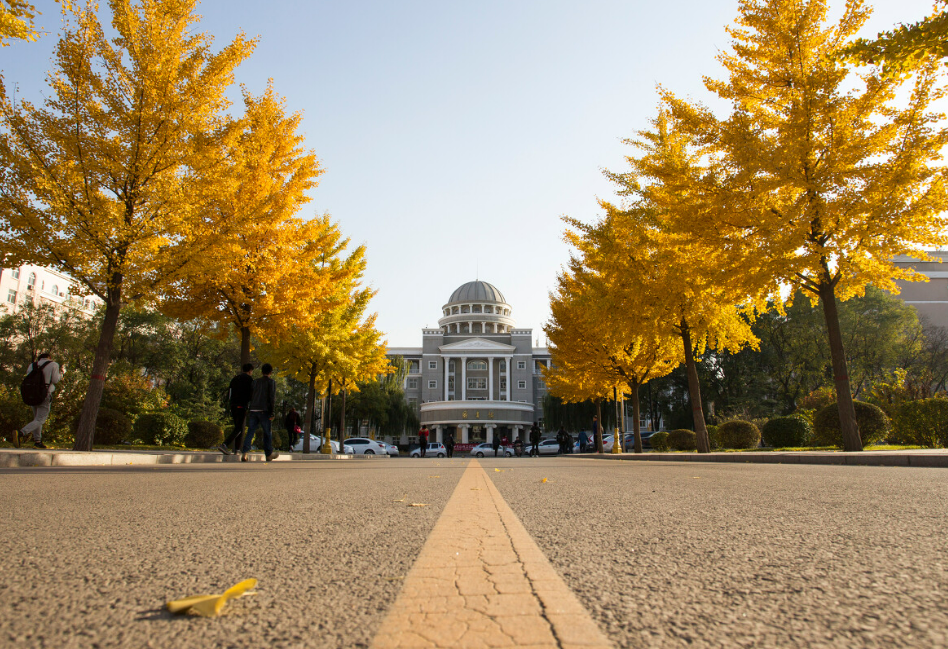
579;448;948;468
0;448;390;468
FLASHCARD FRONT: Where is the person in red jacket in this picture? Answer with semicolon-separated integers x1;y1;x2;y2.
418;425;429;457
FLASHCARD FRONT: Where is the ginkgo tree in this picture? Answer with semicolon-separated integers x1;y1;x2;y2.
0;0;255;451
664;0;948;450
0;0;38;46
161;83;331;366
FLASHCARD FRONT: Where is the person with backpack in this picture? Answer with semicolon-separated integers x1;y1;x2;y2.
529;422;541;457
240;363;279;462
14;353;62;449
220;363;254;455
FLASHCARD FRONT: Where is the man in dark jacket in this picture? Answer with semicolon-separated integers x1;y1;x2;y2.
220;363;253;455
284;407;301;451
529;422;541;457
491;433;501;457
240;363;279;462
445;431;455;458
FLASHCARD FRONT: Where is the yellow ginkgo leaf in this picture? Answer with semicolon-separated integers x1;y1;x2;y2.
409;503;429;507
541;478;548;483
166;579;257;617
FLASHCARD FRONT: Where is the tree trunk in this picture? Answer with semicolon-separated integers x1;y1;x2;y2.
818;283;863;451
595;399;604;453
323;379;333;454
240;326;251;367
681;320;710;453
73;287;123;451
629;380;643;453
303;363;316;454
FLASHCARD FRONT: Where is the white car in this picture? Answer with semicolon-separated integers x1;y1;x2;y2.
382;442;399;457
530;439;562;456
410;442;447;458
292;435;354;454
468;442;514;458
343;437;389;455
575;434;618;453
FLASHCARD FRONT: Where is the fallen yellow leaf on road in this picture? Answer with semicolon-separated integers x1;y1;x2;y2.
494;468;503;472
409;503;429;507
541;478;548;483
429;475;440;478
166;578;257;617
393;495;407;502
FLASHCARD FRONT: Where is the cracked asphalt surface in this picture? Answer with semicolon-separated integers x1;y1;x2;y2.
1;457;946;648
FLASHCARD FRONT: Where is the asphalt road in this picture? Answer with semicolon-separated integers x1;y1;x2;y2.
1;457;946;648
487;457;948;648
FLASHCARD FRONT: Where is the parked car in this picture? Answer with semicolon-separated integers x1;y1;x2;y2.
410;442;447;458
575;434;616;453
343;438;389;455
292;435;354;454
381;442;399;457
468;442;514;457
623;431;656;449
532;439;562;455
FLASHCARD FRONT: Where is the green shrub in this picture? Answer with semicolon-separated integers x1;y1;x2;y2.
89;408;132;446
812;401;890;448
667;428;697;451
134;412;188;446
891;399;948;448
761;416;811;448
706;425;720;450
186;420;223;449
650;431;670;452
717;420;761;449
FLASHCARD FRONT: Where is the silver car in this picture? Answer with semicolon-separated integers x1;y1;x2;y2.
343;437;388;455
292;435;354;454
468;442;514;458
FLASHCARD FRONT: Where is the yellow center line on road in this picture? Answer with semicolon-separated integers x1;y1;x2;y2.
371;459;612;648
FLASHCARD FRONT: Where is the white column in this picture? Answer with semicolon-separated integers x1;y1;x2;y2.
460;424;469;443
488;357;494;400
505;356;512;401
435;426;442;443
461;356;467;401
443;356;450;401
486;424;495;444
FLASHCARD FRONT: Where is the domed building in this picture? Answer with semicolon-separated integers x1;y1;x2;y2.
386;280;552;449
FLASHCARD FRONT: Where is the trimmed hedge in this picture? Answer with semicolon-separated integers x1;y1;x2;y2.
706;425;720;450
90;408;132;445
891;399;948;448
650;431;670;452
667;429;697;451
134;412;188;446
762;416;811;448
186;420;224;449
716;420;761;449
812;401;890;448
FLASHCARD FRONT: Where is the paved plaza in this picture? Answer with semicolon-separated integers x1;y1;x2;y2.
1;458;945;648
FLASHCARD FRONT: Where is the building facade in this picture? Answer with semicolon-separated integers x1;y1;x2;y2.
0;264;100;316
893;252;948;330
386;280;551;447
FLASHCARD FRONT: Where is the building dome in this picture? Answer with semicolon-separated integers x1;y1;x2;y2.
447;281;506;305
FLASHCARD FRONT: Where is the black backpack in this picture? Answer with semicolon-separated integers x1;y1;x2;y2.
21;360;51;406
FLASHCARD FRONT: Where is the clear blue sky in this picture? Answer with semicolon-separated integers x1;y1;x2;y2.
3;0;935;345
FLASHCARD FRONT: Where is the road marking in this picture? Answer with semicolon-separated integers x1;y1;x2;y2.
371;459;612;648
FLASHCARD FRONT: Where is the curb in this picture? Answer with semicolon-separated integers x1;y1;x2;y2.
574;450;948;468
0;449;391;468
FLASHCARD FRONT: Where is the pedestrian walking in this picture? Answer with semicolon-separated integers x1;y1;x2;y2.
220;363;254;455
491;433;501;457
445;430;455;457
579;429;589;453
530;422;541;457
240;363;279;462
14;353;62;449
592;416;600;452
284;406;301;451
419;425;429;457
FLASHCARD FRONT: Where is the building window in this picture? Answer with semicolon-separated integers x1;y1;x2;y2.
468;378;487;390
444;309;449;316
428;380;438;389
6;290;16;304
407;398;418;410
500;378;506;390
473;305;481;313
448;377;455;391
11;269;19;279
449;360;455;372
428;360;438;369
50;284;59;296
499;360;506;371
517;361;526;370
27;273;36;290
518;380;526;389
461;305;470;313
407;378;419;390
467;360;487;371
408;360;420;374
